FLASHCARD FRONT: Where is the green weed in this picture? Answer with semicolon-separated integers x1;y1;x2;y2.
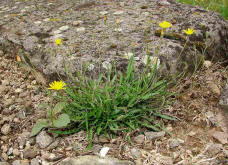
54;56;176;145
176;0;228;19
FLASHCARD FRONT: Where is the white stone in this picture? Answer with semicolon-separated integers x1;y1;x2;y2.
114;28;122;32
76;27;85;32
99;147;109;158
203;60;212;68
99;11;108;15
88;64;95;71
113;10;124;15
102;61;112;70
59;25;69;31
53;30;62;34
20;9;26;12
34;21;42;25
43;18;50;22
52;34;63;39
123;52;134;59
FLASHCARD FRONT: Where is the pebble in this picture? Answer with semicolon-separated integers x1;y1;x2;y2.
203;60;212;68
53;30;61;34
13;148;20;156
7;147;13;156
23;147;39;159
31;158;40;165
145;131;165;140
1;124;11;135
0;162;10;165
208;82;220;96
1;80;9;86
59;25;69;31
133;135;145;144
169;139;184;149
72;20;82;26
12;160;20;165
130;148;141;158
0;85;8;95
15;88;23;93
1;153;8;161
99;11;108;15
4;98;13;107
113;10;124;15
76;27;85;32
34;21;42;25
36;131;54;149
212;131;228;144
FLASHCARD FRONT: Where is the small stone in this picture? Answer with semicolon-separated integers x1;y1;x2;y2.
7;147;13;155
42;151;64;161
208;83;220;96
1;124;11;135
130;148;141;158
1;145;8;153
0;162;10;165
59;25;69;31
0;85;8;95
23;147;39;159
145;131;165;140
31;158;40;165
20;160;29;165
36;131;54;149
72;20;83;26
13;148;20;156
46;138;60;150
169;139;184;149
1;153;8;161
0;136;9;142
12;160;20;165
133;135;145;144
212;131;228;144
53;30;61;34
1;80;9;86
205;143;222;157
34;21;42;25
99;11;108;15
76;27;85;32
4;99;13;107
203;60;212;68
205;111;217;125
113;10;124;15
43;18;50;22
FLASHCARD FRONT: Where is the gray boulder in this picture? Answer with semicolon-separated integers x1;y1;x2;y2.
0;0;227;80
58;156;134;165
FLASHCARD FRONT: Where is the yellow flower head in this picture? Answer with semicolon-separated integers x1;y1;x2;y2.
159;21;172;29
48;81;66;90
55;38;62;45
183;28;195;35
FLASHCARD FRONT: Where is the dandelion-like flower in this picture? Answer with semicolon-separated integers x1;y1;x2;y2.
48;81;66;90
159;21;172;29
55;38;62;45
183;28;195;35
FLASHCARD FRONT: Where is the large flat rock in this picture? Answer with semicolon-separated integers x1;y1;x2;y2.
58;156;134;165
0;0;227;79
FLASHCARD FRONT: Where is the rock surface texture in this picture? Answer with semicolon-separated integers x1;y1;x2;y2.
58;156;134;165
0;0;227;79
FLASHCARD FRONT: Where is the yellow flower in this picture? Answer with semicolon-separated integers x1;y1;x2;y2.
48;81;66;90
159;21;172;29
55;38;62;45
183;28;195;35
